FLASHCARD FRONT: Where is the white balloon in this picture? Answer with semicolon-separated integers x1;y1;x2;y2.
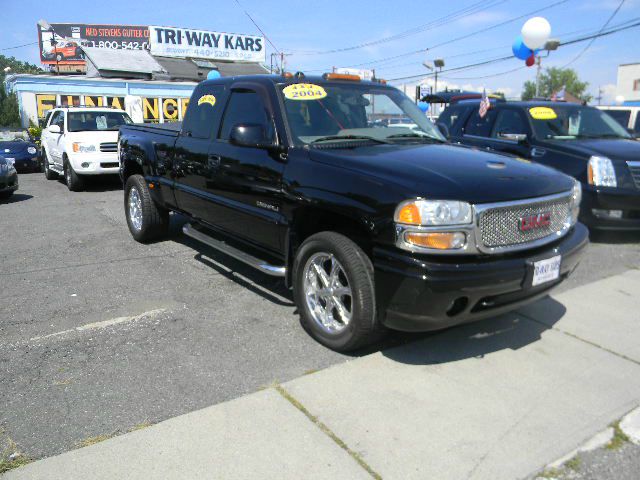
521;17;551;50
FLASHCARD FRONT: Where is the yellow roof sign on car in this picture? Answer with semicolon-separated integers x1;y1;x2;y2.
283;84;327;101
529;106;557;120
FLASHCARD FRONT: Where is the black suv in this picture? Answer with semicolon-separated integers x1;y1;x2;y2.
438;100;640;230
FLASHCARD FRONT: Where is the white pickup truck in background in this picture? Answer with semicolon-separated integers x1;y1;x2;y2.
41;107;134;191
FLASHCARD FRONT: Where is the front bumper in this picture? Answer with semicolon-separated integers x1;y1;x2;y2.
68;152;120;175
580;186;640;230
0;172;19;193
373;223;589;332
8;155;40;172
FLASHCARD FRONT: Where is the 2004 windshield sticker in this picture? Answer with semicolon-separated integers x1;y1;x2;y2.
283;84;327;101
198;94;216;107
529;106;557;120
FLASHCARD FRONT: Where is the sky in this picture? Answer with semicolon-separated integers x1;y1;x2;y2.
1;0;638;102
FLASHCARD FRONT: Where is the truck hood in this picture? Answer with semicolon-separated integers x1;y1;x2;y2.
309;143;574;204
547;138;640;162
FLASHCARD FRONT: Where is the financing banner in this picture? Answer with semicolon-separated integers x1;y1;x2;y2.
38;23;150;65
149;26;265;63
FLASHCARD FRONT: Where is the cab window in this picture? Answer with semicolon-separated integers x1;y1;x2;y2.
49;111;64;130
491;109;528;138
219;90;273;141
181;85;225;139
438;105;471;131
464;107;497;137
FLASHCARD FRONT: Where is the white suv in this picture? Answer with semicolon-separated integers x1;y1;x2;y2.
41;107;133;191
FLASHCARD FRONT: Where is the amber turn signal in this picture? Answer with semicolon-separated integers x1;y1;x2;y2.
405;232;466;250
397;203;421;225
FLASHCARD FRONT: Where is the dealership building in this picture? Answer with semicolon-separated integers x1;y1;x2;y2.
4;23;269;128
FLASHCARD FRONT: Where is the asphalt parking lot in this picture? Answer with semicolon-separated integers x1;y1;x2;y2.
2;172;640;462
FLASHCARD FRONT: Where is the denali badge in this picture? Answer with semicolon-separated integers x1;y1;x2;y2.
519;212;551;232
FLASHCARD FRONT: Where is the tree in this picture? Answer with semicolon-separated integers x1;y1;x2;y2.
521;67;592;103
0;54;42;128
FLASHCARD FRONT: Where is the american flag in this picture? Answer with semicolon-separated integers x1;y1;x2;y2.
478;89;490;118
551;86;566;102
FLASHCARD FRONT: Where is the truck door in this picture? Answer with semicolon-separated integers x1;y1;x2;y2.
205;85;286;254
45;110;66;167
485;108;532;157
173;84;227;221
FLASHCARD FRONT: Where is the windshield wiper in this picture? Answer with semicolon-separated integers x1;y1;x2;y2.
310;135;391;145
386;133;445;143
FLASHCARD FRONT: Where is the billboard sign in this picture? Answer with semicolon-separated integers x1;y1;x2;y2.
149;26;265;63
38;23;150;65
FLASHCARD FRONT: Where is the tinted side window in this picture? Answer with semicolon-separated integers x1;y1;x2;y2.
182;85;225;139
634;113;640;133
438;105;468;129
604;109;631;129
50;111;64;129
491;109;528;137
220;91;272;140
464;107;497;137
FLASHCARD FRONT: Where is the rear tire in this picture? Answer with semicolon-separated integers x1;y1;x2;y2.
64;159;85;191
124;174;169;243
293;232;386;352
43;150;58;180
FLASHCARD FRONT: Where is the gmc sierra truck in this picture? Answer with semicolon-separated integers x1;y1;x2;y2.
118;73;588;351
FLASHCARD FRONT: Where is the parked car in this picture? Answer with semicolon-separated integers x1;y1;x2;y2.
119;74;588;351
41;107;134;191
438;99;640;231
597;105;640;138
0;155;18;199
44;40;86;62
0;130;41;173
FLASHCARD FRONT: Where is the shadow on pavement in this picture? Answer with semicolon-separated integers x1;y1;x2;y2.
380;297;566;365
0;193;33;204
56;175;123;192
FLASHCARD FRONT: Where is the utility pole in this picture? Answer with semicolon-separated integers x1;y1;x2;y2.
535;55;542;97
596;86;603;105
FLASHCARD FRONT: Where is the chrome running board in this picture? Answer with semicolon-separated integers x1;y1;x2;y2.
183;223;286;277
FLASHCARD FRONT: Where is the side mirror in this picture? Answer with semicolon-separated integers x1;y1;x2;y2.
229;123;275;149
498;132;527;143
47;124;61;134
436;123;450;139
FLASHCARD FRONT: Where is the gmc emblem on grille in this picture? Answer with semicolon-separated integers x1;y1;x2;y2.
519;212;551;232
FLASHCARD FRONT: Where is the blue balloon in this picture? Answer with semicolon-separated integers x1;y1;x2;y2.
512;35;533;61
417;101;429;112
207;70;221;80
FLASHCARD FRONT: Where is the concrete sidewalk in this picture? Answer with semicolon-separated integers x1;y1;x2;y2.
4;269;640;480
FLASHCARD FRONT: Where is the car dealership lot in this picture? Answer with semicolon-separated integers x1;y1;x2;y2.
1;173;640;462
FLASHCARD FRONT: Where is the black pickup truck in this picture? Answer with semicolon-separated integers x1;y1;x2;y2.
119;73;588;351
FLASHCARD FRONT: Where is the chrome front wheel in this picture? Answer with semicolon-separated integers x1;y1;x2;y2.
303;252;353;334
128;187;143;232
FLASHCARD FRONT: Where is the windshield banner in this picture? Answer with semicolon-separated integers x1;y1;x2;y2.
149;26;265;63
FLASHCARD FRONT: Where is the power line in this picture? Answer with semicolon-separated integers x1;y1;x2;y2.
233;0;280;53
388;55;514;81
303;0;570;72
561;0;626;67
0;41;39;52
289;0;509;55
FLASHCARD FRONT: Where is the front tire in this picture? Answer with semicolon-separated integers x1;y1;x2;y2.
293;232;385;352
64;159;85;191
124;174;169;242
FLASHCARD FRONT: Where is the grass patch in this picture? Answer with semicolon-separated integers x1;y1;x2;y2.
536;467;562;479
75;434;113;449
0;435;31;474
564;454;581;471
0;455;31;474
129;422;152;432
606;421;629;450
303;369;319;376
274;384;382;480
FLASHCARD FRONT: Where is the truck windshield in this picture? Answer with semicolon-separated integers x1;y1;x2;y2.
529;104;631;140
279;82;445;146
68;111;133;132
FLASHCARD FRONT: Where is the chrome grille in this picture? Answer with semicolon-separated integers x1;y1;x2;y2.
479;196;571;248
100;142;117;153
628;162;640;189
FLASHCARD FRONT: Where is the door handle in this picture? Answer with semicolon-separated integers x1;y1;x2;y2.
531;147;546;158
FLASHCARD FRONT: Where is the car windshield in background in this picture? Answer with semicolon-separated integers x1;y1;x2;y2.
67;112;133;132
279;82;445;146
0;131;28;142
529;104;631;140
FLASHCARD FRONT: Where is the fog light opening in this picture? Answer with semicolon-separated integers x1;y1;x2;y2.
446;297;468;317
81;162;90;168
592;209;622;219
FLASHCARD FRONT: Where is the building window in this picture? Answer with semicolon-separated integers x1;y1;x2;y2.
634;79;640;91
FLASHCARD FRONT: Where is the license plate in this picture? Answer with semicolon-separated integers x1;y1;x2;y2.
532;255;561;286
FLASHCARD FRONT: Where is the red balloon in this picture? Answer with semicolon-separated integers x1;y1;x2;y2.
526;54;536;67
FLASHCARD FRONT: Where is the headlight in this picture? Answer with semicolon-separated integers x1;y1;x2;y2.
72;142;97;153
27;146;37;155
395;199;472;226
570;179;582;225
588;156;616;187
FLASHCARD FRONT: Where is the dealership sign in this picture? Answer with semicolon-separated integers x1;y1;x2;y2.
38;23;150;65
149;26;265;63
